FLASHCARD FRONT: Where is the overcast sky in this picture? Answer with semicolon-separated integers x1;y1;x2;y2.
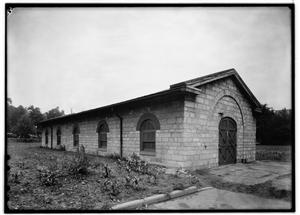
7;6;291;114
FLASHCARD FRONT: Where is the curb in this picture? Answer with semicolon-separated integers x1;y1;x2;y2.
111;186;213;210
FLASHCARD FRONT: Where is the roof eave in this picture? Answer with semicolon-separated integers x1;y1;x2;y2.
38;87;198;127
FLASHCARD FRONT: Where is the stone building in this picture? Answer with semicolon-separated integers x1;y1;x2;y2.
38;69;261;168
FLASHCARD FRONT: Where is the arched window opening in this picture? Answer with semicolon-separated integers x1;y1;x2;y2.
72;124;80;147
140;119;156;152
56;127;61;145
97;121;109;149
45;129;49;145
137;113;160;153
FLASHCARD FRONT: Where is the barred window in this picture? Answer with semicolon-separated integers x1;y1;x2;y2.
57;127;61;145
45;129;48;145
140;119;156;152
97;121;109;149
72;124;80;147
137;113;160;154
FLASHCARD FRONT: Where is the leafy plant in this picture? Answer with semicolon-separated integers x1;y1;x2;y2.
102;178;123;196
102;164;112;178
125;175;141;190
124;153;151;175
10;170;23;184
55;145;66;151
64;145;90;175
37;166;61;186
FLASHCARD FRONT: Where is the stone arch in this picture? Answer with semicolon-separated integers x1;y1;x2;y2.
136;113;160;131
96;120;109;133
206;89;245;127
56;127;61;135
72;123;80;134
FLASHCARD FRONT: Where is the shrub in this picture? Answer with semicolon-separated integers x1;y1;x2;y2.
15;137;41;143
63;145;90;175
55;145;66;151
125;153;151;175
124;175;142;190
172;182;185;190
9;170;23;184
102;164;113;178
105;153;124;160
37;166;61;186
102;178;123;196
100;202;111;210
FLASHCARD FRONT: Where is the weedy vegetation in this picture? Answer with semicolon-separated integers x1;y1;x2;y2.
7;140;200;210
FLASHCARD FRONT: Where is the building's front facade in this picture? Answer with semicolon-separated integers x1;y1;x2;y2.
39;69;261;169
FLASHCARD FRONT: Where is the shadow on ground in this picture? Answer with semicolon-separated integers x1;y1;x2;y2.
192;161;291;201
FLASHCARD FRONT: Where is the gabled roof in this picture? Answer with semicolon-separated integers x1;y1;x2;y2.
38;68;261;126
170;68;261;109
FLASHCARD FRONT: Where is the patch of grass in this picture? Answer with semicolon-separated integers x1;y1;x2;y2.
256;145;291;161
256;151;290;161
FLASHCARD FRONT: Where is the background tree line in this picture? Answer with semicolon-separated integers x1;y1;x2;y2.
256;104;292;145
7;98;292;145
7;98;65;138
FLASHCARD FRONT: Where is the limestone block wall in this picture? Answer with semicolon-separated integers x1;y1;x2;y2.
41;116;120;156
182;77;256;168
120;100;185;167
41;99;185;167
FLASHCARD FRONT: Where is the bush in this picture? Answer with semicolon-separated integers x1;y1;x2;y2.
63;145;90;175
105;153;124;160
102;178;123;196
102;164;113;178
100;202;111;210
14;137;41;143
37;166;61;186
9;170;23;184
172;182;185;190
124;153;151;175
55;145;66;151
125;175;142;190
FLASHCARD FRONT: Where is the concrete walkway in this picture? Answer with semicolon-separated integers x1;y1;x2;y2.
149;188;291;210
209;161;291;190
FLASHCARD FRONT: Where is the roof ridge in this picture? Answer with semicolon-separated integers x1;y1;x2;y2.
170;68;236;88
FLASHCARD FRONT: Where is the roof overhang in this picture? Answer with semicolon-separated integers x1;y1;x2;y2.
38;86;198;127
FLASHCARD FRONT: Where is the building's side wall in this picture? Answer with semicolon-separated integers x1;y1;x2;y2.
41;99;185;167
121;100;184;167
182;77;256;169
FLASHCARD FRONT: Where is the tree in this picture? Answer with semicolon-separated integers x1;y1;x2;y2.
256;104;292;145
7;99;65;138
45;106;65;120
28;105;45;136
7;105;27;133
13;114;34;138
28;105;45;125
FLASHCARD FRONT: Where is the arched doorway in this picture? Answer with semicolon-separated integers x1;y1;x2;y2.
219;117;237;165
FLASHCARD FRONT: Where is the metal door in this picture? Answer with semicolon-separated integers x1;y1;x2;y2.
219;117;237;165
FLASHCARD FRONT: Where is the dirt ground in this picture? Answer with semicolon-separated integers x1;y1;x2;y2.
7;141;292;210
7;140;202;210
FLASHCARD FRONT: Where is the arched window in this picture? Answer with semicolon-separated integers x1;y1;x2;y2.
45;129;49;145
72;124;80;147
56;127;61;145
96;120;109;149
137;113;160;153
